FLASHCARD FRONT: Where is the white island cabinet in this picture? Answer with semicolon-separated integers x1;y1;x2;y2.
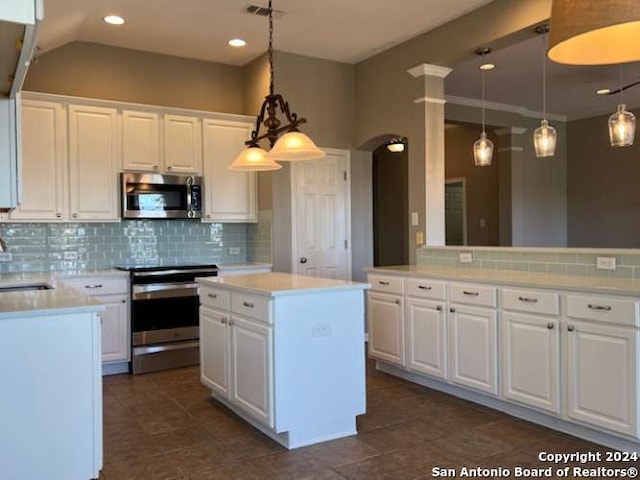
198;272;368;449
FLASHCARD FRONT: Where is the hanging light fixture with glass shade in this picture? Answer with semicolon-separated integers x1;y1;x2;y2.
533;25;557;158
228;0;325;172
609;67;636;147
473;48;494;167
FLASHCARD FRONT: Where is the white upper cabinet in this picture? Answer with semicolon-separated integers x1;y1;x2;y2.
10;99;67;221
68;104;120;221
121;110;161;172
163;114;202;174
202;118;256;223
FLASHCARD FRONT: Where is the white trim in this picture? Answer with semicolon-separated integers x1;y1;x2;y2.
446;95;568;122
414;96;447;105
494;127;528;136
408;64;453;79
497;147;525;152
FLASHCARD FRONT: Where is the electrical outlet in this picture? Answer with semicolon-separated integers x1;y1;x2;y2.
63;251;78;260
416;231;424;245
0;252;12;262
228;247;240;255
459;252;473;263
312;323;332;338
596;256;616;270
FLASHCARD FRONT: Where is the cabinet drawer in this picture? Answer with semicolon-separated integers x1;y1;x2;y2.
450;283;496;308
406;278;446;300
199;285;231;311
566;294;639;327
502;288;559;316
368;275;404;294
232;293;271;323
60;276;127;296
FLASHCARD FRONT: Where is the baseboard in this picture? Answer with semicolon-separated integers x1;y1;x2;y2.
102;362;129;376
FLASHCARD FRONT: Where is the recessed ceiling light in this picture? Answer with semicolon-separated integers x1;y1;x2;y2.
479;63;496;71
103;15;125;25
596;88;611;95
228;38;247;48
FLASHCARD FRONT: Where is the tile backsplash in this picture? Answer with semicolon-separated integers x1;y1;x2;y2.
417;246;640;280
0;220;253;273
246;210;273;264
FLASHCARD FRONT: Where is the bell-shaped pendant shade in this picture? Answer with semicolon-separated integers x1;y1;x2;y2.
609;104;636;147
533;119;557;158
228;145;282;171
473;132;494;167
267;131;326;161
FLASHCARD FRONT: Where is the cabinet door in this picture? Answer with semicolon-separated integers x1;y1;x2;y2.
122;110;161;172
566;321;638;437
367;292;405;366
202;119;256;222
230;315;273;427
11;100;67;221
502;312;560;413
406;298;447;379
98;295;129;363
450;305;498;395
200;307;230;397
163;114;202;174
68;104;120;221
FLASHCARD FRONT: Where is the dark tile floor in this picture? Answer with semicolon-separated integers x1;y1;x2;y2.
101;360;632;479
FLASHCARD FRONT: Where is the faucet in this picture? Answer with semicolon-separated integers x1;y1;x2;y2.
0;236;6;253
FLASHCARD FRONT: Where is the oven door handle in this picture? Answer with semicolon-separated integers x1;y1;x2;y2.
132;284;198;300
133;340;199;356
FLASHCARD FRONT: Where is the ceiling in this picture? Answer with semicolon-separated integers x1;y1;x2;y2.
37;0;493;66
446;33;640;121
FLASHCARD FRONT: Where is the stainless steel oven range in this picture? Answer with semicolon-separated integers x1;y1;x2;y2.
116;264;218;374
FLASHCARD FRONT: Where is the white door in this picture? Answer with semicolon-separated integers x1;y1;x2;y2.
122;110;161;172
11;99;67;221
163;114;202;174
566;321;638;437
200;307;230;396
450;305;498;395
99;295;129;363
291;149;351;280
230;315;273;428
68;104;120;221
502;312;560;413
406;298;447;379
367;292;405;366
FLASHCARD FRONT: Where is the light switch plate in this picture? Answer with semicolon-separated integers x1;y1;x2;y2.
0;252;12;262
596;256;616;270
411;212;419;226
459;252;473;263
228;247;240;255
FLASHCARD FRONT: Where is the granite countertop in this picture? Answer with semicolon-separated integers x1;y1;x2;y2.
199;272;370;297
365;265;640;296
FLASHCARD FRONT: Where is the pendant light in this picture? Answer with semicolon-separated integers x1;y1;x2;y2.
386;138;406;153
473;48;493;167
533;25;557;158
609;67;636;147
229;0;325;171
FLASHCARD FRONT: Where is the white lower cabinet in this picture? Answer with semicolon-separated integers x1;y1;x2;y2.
406;298;447;379
200;307;230;396
449;304;498;395
99;294;129;363
501;312;560;413
566;320;639;437
367;291;405;366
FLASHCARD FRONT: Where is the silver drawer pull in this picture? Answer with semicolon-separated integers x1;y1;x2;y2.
221;318;227;325
462;290;479;296
418;285;432;290
518;296;538;303
588;304;612;311
547;322;554;330
243;301;254;308
85;284;103;289
378;281;390;285
208;293;218;299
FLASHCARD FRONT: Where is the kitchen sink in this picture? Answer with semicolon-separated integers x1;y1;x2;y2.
0;283;53;293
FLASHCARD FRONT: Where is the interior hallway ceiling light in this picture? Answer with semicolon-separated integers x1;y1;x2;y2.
103;15;125;25
228;38;247;47
229;0;325;172
533;25;557;158
609;67;636;147
473;48;493;167
548;0;640;65
386;138;406;153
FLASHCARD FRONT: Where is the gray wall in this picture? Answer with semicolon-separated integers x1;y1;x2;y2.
350;150;373;282
567;107;640;247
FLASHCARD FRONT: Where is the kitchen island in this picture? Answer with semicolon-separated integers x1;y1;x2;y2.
197;272;369;449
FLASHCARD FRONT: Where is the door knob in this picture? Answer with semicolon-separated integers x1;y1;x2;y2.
300;257;308;264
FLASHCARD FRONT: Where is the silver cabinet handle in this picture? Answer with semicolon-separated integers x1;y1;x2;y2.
378;281;390;285
588;304;612;311
418;285;432;290
221;318;227;325
395;299;401;305
449;307;456;313
568;325;575;332
121;299;126;303
518;296;538;303
167;165;173;171
436;305;442;311
71;213;78;218
208;293;217;299
55;213;62;218
463;291;479;296
300;257;308;264
153;165;159;171
206;214;212;219
243;301;254;308
85;284;103;289
547;322;554;329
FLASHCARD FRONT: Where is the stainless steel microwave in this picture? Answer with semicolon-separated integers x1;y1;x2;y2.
121;172;203;219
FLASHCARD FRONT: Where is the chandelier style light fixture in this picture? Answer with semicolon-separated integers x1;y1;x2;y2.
229;0;325;172
608;67;636;147
473;48;493;167
533;25;557;158
548;0;640;66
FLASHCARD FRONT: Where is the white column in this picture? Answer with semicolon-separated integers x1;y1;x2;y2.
408;64;452;246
